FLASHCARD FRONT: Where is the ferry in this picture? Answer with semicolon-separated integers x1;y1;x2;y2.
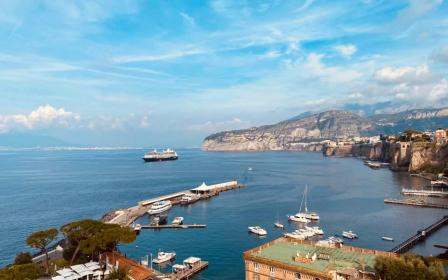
147;201;172;215
153;251;176;264
248;226;267;236
143;149;178;162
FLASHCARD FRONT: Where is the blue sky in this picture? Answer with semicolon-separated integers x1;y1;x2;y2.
0;0;447;147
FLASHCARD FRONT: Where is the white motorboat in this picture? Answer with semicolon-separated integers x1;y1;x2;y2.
382;236;394;241
284;231;306;240
329;236;344;244
274;222;284;229
152;251;176;264
288;213;310;223
305;226;324;235
172;217;184;225
342;230;358;239
180;193;201;205
298;229;315;238
248;226;267;236
304;212;320;221
147;200;172;215
133;224;142;233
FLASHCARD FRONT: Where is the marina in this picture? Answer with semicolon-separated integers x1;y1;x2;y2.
141;224;207;229
401;187;448;197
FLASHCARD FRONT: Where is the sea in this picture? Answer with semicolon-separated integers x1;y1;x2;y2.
0;148;447;279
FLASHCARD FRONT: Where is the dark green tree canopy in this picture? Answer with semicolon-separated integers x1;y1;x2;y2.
14;252;33;265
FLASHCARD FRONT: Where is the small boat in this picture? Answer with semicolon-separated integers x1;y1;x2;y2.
298;228;315;238
248;167;253;171
148;200;172;215
274;222;284;229
329;236;344;244
342;230;358;239
288;214;310;223
382;236;394;241
284;231;306;240
248;226;267;236
152;251;176;264
305;226;324;235
180;193;201;205
172;217;184;225
304;212;320;220
133;224;142;234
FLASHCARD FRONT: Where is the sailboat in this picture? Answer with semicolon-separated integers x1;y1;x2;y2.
274;211;284;229
288;186;311;223
302;185;320;220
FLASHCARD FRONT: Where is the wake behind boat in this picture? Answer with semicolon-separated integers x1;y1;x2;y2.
143;149;178;162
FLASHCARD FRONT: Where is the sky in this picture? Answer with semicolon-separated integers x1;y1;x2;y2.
0;0;447;147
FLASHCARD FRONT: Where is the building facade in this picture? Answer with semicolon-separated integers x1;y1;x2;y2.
244;237;396;280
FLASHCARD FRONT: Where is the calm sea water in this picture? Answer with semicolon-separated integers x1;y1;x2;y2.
0;149;447;279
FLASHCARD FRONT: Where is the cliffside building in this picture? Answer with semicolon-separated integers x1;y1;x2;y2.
243;237;395;280
435;129;447;144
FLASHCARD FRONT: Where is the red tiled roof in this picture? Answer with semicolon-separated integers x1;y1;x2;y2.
105;252;156;280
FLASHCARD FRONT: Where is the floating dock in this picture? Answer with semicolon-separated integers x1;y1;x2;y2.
170;260;208;279
102;181;244;226
390;216;448;253
141;224;206;229
384;198;448;209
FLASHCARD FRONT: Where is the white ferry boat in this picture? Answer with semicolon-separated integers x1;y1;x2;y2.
152;251;176;264
147;200;172;215
248;226;267;236
143;149;178;162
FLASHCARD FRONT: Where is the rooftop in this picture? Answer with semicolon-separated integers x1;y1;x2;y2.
244;238;396;276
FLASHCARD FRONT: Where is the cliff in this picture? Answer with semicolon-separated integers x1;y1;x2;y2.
202;110;373;151
324;141;448;173
202;107;448;152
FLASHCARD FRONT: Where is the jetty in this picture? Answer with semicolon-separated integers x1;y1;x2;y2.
170;257;208;279
401;188;448;197
384;198;448;209
103;181;243;226
390;216;448;253
141;224;206;229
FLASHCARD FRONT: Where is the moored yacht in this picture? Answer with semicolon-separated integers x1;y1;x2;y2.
147;200;172;215
305;226;324;235
172;216;184;225
288;213;310;223
284;231;306;240
180;193;201;205
152;251;176;264
303;212;320;220
274;222;284;229
248;226;267;236
342;230;358;239
329;236;344;244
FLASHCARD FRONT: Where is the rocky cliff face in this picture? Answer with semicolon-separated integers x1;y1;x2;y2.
202;107;448;152
202;110;373;151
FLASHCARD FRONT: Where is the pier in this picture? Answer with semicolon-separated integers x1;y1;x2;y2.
401;188;448;197
141;224;207;229
103;181;244;226
390;216;448;254
384;198;448;209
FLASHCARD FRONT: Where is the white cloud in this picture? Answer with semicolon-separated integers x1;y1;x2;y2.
112;49;205;63
334;44;357;58
432;45;448;64
259;50;281;59
186;118;248;133
374;64;432;84
179;12;195;26
0;105;80;133
304;53;362;83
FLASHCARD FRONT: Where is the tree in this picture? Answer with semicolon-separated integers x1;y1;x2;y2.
107;267;130;280
374;254;445;280
26;228;58;274
0;264;43;280
14;251;33;265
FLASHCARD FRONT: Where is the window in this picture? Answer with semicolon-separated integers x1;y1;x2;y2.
254;262;260;272
295;272;301;279
269;266;275;277
253;274;260;280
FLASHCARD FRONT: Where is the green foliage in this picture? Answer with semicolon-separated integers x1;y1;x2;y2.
374;254;445;280
60;219;136;264
107;267;130;280
25;228;58;274
14;252;33;265
0;264;43;280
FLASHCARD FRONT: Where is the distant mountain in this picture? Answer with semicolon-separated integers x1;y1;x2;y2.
0;133;70;148
202;107;448;151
